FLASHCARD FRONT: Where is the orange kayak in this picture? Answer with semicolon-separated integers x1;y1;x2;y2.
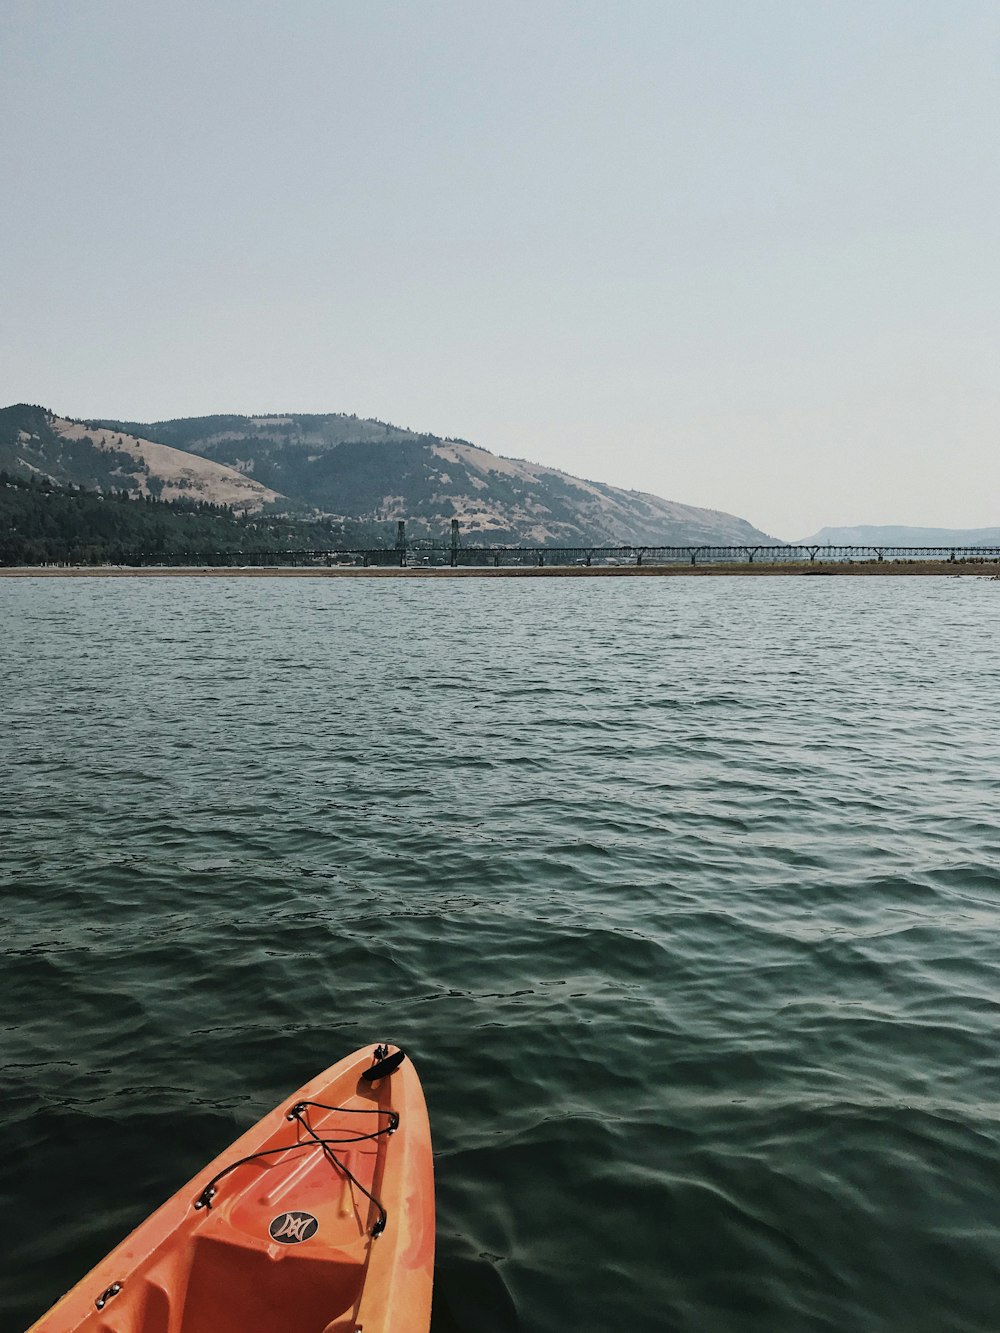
28;1045;434;1333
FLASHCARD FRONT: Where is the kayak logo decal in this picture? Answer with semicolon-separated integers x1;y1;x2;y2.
269;1211;319;1244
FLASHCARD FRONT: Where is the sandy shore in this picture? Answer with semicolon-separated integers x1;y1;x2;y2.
2;562;999;579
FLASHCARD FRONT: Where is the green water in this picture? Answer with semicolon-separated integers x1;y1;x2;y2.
3;575;1000;1331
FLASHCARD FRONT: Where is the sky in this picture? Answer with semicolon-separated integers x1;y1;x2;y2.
2;0;997;540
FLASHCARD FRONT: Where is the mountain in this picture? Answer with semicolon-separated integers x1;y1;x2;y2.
0;405;279;512
1;403;776;545
97;411;777;546
799;524;1000;547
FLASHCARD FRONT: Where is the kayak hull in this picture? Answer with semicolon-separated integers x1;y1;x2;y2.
28;1046;434;1333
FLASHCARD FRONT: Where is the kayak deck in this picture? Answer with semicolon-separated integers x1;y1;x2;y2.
30;1046;434;1333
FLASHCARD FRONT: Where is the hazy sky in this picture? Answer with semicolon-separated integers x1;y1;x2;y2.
3;1;997;539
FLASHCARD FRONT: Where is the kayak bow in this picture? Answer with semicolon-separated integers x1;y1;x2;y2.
28;1045;434;1333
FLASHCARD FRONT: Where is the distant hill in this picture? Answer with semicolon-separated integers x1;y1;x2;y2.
0;405;279;512
2;403;777;546
799;524;1000;547
94;411;777;546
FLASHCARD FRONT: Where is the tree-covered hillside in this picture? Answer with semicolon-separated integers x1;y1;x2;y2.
1;404;149;492
99;414;505;528
100;412;421;453
101;411;778;545
0;473;395;566
1;403;280;510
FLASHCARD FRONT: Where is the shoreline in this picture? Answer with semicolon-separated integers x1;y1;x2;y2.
2;561;999;579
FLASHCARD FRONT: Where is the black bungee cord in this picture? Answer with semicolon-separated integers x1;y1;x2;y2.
193;1101;398;1237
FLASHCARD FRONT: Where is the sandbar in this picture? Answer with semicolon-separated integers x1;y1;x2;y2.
2;562;998;579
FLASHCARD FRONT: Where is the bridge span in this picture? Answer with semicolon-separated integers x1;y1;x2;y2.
121;543;1000;569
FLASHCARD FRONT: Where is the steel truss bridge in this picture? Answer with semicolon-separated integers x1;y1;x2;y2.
116;544;1000;568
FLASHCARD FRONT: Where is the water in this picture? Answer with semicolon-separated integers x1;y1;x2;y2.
3;574;1000;1332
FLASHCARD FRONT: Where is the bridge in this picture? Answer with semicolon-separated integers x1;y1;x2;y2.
116;543;1000;569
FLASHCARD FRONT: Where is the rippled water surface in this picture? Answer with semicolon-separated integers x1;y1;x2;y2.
3;574;1000;1332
